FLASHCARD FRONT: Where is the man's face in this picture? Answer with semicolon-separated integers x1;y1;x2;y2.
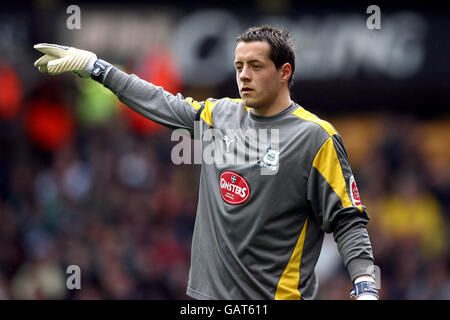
234;41;282;110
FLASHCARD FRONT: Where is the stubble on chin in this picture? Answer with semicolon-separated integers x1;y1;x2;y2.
241;96;260;109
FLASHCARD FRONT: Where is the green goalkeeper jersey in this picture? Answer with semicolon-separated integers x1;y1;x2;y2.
101;67;375;300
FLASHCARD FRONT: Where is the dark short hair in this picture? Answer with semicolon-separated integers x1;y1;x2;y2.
236;25;295;90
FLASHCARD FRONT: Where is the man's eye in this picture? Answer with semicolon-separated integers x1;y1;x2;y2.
253;65;261;69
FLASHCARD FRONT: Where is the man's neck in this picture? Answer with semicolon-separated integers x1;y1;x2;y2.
251;93;292;117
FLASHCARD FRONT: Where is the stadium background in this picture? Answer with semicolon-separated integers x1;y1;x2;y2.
0;0;449;299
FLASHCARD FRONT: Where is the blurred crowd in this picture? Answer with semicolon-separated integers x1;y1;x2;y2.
0;51;449;300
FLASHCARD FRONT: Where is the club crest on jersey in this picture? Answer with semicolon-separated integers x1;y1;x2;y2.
349;175;361;206
219;171;250;205
257;147;279;171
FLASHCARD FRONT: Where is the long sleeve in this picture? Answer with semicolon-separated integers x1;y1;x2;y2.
102;66;203;133
306;133;375;281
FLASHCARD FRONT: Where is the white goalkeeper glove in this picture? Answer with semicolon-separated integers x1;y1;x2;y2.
34;43;97;78
350;275;379;300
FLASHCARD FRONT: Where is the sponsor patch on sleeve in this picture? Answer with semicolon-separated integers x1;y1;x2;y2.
349;175;361;206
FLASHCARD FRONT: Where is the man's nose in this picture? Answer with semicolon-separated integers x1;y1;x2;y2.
239;65;251;82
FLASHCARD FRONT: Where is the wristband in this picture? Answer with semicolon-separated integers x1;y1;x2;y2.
91;59;112;83
350;280;379;300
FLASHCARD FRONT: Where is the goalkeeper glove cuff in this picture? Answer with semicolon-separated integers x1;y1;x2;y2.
90;59;112;83
350;276;379;300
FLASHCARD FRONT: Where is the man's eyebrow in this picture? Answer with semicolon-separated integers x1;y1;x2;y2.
234;59;264;65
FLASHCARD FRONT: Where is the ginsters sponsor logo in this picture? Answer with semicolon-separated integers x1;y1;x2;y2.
219;171;250;205
350;175;361;206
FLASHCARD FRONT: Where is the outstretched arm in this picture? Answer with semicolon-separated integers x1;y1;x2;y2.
33;43;203;133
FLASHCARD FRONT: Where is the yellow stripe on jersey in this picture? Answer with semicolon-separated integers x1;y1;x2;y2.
200;99;219;127
292;107;337;136
188;97;247;126
312;137;354;209
294;107;362;211
223;97;249;112
184;97;202;110
275;218;308;300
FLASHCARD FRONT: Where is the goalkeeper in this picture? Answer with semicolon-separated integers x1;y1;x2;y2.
34;25;379;300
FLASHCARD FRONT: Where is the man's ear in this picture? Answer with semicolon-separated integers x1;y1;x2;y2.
280;63;292;83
